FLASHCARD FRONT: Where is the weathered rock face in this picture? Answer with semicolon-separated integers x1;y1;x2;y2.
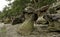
36;4;60;31
48;21;60;31
43;14;60;31
45;2;60;32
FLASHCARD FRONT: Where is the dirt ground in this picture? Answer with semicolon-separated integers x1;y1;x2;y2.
0;23;60;37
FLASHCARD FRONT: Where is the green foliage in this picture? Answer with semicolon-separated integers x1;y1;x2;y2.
37;0;57;8
0;0;57;19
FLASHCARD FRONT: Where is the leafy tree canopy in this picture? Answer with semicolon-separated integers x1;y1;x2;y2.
0;0;57;19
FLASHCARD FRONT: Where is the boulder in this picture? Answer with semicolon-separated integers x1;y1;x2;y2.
17;18;34;35
17;13;37;35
